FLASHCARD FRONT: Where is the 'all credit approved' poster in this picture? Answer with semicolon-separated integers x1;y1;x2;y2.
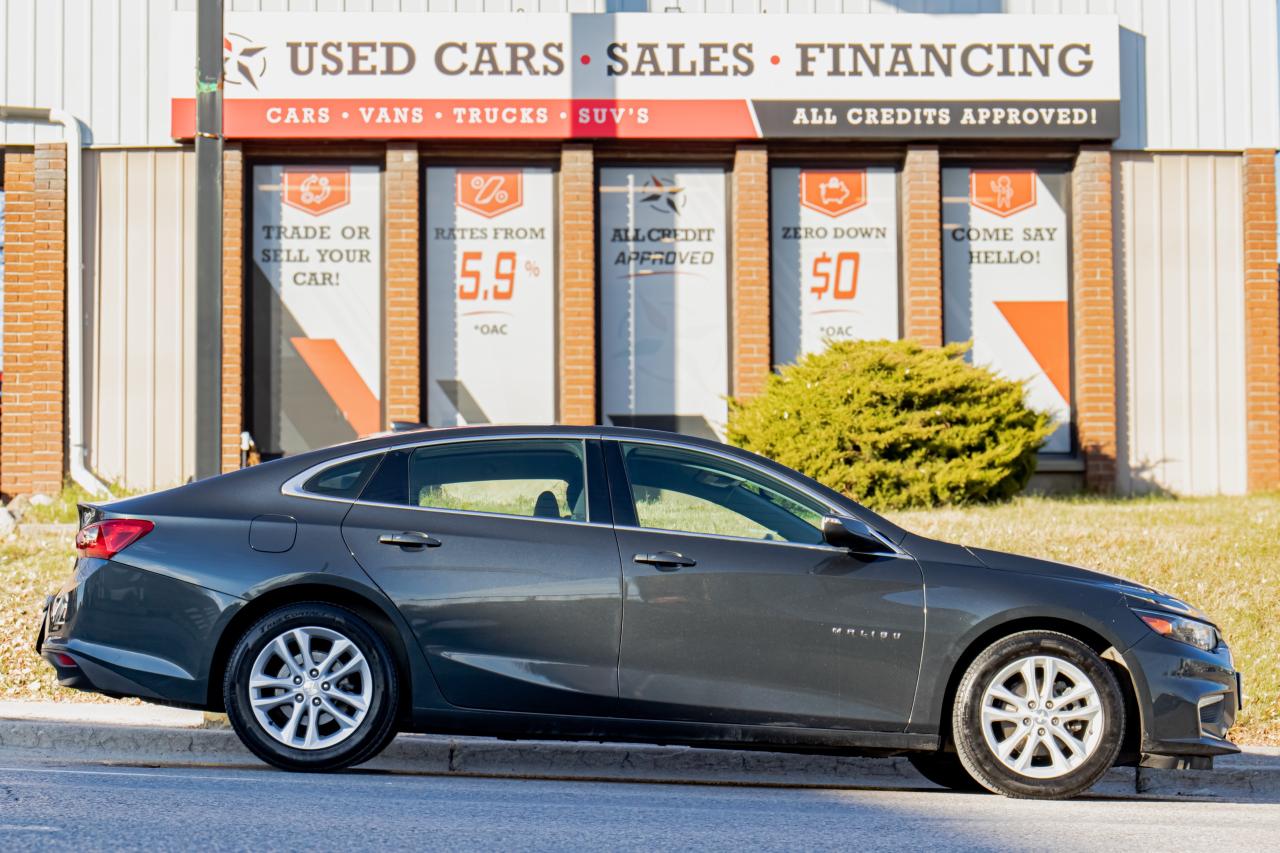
771;167;899;364
943;167;1071;453
426;167;556;425
599;167;729;440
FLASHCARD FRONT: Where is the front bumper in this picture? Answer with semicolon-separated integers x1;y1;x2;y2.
36;557;242;708
1122;629;1240;758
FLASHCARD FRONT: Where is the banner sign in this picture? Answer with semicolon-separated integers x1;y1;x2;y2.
251;164;382;456
171;13;1120;140
771;167;899;365
942;166;1071;453
425;166;557;426
599;167;729;440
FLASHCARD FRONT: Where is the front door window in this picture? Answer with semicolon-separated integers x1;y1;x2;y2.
618;442;826;545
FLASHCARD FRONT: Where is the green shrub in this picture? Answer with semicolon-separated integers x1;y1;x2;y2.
726;339;1055;510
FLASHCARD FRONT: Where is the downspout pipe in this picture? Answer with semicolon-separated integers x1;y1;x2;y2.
0;105;111;497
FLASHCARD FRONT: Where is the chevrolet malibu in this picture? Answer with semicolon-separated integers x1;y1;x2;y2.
36;426;1240;798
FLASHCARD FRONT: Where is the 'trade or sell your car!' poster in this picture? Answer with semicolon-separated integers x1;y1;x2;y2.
252;164;383;456
771;167;901;365
599;167;730;441
942;167;1072;454
425;167;556;426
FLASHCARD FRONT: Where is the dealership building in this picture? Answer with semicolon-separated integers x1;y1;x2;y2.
0;1;1277;500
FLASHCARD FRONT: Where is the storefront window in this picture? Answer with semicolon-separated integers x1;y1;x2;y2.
424;166;556;426
250;163;383;458
598;166;729;440
770;166;900;364
942;165;1072;453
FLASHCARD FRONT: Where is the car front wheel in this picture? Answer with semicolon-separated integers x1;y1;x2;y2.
223;603;400;771
951;630;1124;799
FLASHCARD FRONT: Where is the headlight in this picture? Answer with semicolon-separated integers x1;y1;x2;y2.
1134;609;1218;651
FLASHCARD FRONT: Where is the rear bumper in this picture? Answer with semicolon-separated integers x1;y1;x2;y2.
1122;630;1240;759
36;557;242;708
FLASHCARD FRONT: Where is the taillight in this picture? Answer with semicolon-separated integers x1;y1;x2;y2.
75;519;155;559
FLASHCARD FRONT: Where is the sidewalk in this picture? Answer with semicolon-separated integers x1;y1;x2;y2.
0;701;210;728
1;701;1276;799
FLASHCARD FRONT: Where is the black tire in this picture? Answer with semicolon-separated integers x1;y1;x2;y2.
223;602;400;772
907;751;985;792
951;630;1124;799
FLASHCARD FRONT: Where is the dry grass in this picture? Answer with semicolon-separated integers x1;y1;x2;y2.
0;530;136;705
888;493;1280;746
3;493;1276;745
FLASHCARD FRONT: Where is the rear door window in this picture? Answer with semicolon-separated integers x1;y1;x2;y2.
404;439;589;522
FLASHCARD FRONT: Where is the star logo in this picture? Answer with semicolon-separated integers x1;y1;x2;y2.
639;175;685;215
223;32;267;91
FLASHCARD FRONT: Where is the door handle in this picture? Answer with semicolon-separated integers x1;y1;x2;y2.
634;551;696;570
378;531;442;549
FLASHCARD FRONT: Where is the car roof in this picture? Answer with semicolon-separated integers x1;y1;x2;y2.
379;423;723;445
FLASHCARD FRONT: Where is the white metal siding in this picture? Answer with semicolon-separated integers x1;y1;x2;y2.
82;148;197;491
1113;152;1248;496
1;0;1275;150
1;0;176;146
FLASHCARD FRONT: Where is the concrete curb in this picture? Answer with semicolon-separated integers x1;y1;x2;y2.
3;717;1275;799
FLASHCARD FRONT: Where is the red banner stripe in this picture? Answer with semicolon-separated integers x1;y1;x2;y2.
170;98;759;140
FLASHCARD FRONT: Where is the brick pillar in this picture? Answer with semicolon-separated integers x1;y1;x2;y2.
220;145;244;473
385;143;421;426
0;152;33;494
902;146;942;346
1243;149;1280;491
1;145;67;496
1071;146;1117;492
732;145;770;399
559;144;596;425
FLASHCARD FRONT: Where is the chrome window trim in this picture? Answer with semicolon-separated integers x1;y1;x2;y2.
613;523;908;558
281;448;393;503
278;430;904;555
354;499;613;530
281;434;602;521
280;450;390;505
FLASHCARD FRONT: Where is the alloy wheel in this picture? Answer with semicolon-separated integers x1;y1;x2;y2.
978;654;1104;779
247;625;373;750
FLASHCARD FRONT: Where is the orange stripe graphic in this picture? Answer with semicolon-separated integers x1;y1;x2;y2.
994;301;1071;404
290;338;381;437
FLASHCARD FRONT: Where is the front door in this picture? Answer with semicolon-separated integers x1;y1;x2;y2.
606;440;925;731
341;437;622;716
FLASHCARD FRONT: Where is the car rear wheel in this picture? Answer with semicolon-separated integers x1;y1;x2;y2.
223;603;400;771
951;630;1123;799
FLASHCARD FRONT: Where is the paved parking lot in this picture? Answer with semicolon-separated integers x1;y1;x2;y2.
1;752;1277;852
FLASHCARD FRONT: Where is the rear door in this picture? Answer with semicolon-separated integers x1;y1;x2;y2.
340;437;623;716
605;440;925;731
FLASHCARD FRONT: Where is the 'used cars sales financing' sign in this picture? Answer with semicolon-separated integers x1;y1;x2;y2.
171;13;1120;140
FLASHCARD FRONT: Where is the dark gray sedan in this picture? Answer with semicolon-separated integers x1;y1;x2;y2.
36;426;1239;798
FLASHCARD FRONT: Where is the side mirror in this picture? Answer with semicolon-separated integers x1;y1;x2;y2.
822;515;891;555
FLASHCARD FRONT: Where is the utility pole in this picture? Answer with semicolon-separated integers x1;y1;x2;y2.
194;0;224;479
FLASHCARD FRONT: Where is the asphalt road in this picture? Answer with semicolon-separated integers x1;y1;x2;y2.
1;753;1276;852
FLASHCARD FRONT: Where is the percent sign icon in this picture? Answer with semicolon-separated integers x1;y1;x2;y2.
470;175;510;205
523;259;541;278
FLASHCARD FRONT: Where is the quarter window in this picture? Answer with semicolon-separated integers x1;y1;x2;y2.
618;443;826;544
301;455;381;499
407;440;588;522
